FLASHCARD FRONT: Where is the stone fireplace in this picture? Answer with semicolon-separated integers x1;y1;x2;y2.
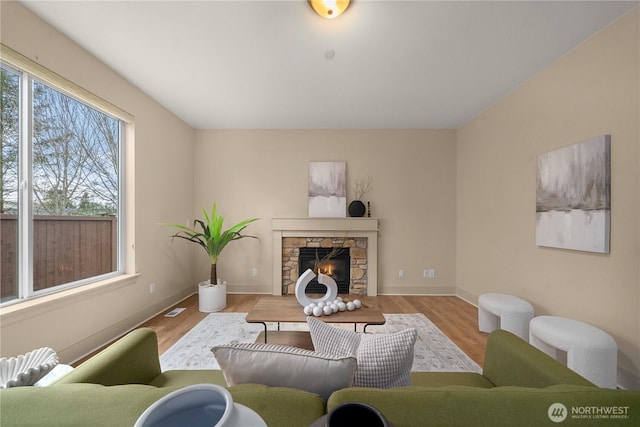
272;218;379;296
286;239;364;295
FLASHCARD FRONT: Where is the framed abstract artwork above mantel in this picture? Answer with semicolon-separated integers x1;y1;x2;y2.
536;135;611;254
308;161;346;218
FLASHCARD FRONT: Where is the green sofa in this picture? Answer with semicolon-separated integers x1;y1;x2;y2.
1;327;638;426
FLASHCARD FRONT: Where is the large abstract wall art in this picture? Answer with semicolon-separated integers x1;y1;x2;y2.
308;162;346;217
536;135;611;253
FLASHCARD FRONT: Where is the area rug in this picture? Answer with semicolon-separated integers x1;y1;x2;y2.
159;313;481;373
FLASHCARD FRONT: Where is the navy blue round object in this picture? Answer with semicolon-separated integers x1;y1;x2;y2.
348;200;366;217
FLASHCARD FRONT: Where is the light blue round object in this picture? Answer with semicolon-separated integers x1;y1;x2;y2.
134;384;266;427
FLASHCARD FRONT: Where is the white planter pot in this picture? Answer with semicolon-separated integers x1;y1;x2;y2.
199;280;227;313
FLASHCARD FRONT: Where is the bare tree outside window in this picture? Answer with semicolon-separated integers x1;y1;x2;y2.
1;69;19;214
32;81;118;216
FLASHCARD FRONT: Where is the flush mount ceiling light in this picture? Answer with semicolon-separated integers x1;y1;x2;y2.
308;0;351;19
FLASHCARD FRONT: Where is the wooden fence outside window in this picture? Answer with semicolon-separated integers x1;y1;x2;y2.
1;214;117;300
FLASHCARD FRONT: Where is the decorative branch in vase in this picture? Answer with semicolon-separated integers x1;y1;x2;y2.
313;247;343;276
354;176;372;200
349;175;372;217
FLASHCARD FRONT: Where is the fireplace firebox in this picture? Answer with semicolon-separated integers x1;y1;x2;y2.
298;248;350;294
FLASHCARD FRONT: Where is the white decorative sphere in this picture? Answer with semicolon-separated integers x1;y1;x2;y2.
323;305;333;316
303;305;313;315
309;303;316;308
336;297;343;302
317;301;325;308
330;303;339;313
313;306;323;317
353;299;362;309
338;302;347;311
346;301;355;311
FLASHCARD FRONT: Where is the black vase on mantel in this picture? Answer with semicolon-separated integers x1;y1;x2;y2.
348;200;366;217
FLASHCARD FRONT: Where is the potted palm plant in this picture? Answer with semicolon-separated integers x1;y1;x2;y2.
165;204;259;312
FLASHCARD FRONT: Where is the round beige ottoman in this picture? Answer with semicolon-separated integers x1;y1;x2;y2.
529;316;617;388
478;293;534;341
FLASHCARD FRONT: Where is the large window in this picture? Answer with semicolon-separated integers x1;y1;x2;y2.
1;52;128;305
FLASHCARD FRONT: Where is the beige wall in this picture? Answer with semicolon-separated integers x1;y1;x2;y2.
193;129;457;296
457;9;640;388
0;2;196;362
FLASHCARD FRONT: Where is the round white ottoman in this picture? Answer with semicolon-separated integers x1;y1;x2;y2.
478;293;534;341
529;316;617;388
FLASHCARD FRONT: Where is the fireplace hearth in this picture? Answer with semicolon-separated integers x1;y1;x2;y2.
272;218;379;296
298;248;350;294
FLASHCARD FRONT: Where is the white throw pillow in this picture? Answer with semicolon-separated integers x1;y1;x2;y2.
307;316;417;388
34;364;74;386
211;342;357;402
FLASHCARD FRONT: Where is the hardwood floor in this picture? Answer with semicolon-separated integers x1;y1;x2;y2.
136;293;488;367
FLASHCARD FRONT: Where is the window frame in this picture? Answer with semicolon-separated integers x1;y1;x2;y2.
1;44;135;306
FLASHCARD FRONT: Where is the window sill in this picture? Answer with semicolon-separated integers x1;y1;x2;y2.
0;273;140;326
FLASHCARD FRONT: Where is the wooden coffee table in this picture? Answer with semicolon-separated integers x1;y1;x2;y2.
246;296;386;350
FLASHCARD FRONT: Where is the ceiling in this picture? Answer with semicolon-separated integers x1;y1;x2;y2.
18;1;639;130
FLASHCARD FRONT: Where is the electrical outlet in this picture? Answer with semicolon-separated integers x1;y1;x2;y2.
251;267;258;277
423;269;429;278
428;269;436;279
399;269;405;278
149;283;156;294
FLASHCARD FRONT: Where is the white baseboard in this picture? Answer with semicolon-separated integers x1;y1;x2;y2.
455;287;479;307
378;285;456;295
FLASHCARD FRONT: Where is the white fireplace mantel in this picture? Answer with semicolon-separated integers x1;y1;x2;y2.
272;218;379;296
